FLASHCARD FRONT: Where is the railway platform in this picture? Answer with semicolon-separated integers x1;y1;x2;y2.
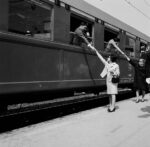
1;94;150;147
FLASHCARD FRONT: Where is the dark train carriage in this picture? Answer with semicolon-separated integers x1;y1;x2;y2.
0;0;150;104
0;32;105;94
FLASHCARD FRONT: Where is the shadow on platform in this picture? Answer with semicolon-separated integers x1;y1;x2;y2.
139;105;150;118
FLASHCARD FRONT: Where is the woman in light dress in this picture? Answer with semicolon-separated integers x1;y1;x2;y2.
92;47;120;112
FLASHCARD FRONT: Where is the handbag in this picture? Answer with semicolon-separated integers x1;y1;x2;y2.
112;75;120;83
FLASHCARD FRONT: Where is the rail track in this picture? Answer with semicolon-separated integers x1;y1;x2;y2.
0;88;135;133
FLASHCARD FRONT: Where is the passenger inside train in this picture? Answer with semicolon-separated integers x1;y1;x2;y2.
73;22;88;45
105;36;120;55
71;22;90;47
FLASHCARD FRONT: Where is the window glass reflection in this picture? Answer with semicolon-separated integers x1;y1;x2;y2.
9;0;52;40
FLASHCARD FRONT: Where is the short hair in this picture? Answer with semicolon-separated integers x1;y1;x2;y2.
80;22;87;26
110;53;118;62
138;58;145;62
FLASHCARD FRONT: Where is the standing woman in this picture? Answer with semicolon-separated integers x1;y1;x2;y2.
112;45;148;102
91;47;120;112
125;56;147;102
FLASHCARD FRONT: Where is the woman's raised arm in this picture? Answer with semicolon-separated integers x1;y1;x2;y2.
89;46;108;66
95;50;108;66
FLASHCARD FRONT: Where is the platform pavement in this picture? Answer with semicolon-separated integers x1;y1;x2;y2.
1;94;150;147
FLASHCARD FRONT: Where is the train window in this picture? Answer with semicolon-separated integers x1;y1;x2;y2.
9;0;53;40
140;41;147;57
104;27;119;49
140;42;146;52
125;36;135;57
70;14;93;46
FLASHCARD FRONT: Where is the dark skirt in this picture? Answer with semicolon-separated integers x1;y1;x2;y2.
129;59;148;91
133;77;148;91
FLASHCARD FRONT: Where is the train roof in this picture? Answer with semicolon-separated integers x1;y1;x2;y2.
61;0;150;42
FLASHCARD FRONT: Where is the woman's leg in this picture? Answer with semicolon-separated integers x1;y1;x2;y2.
111;94;116;109
141;90;145;102
108;94;116;111
136;90;140;103
109;95;112;107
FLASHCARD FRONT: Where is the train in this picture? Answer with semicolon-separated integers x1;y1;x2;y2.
0;0;150;106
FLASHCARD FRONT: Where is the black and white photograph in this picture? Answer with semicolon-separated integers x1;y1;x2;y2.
0;0;150;146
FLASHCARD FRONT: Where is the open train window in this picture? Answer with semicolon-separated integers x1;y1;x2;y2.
9;0;53;40
140;41;146;52
125;35;136;57
104;26;119;49
70;14;93;45
140;41;147;57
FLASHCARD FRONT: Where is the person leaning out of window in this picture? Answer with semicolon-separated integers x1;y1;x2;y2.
73;22;91;47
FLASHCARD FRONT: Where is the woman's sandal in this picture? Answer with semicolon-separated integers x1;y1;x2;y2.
135;99;140;103
107;107;116;112
140;99;145;102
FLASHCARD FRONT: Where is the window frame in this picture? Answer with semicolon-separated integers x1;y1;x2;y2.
8;0;53;41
